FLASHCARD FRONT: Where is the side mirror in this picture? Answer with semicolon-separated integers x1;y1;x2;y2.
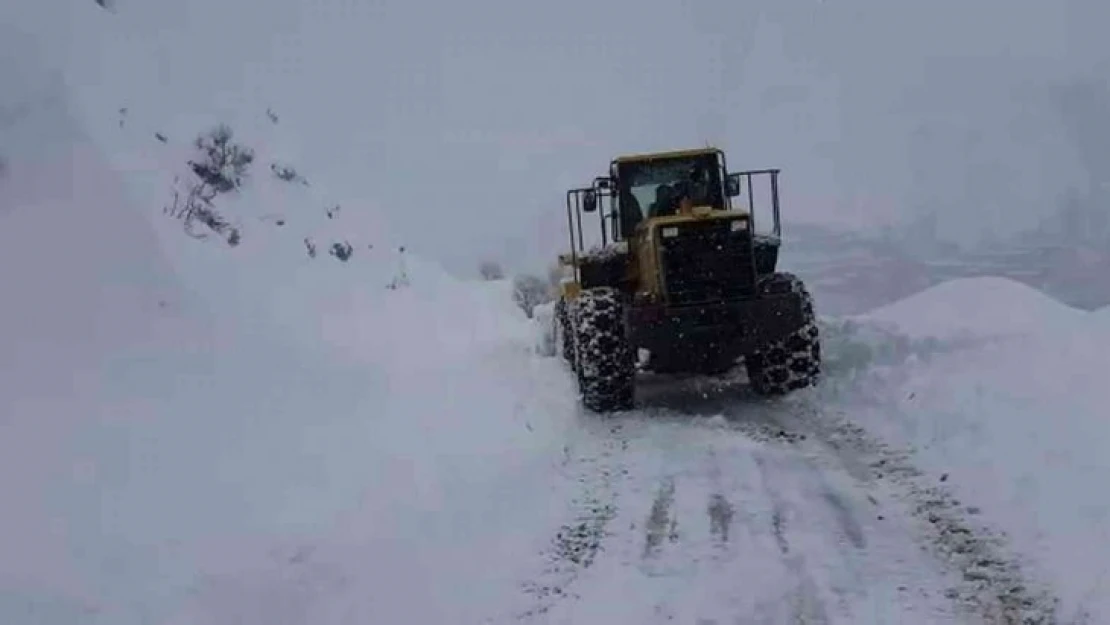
726;173;742;197
583;190;598;213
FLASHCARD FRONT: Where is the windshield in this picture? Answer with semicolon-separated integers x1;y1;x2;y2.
616;153;724;236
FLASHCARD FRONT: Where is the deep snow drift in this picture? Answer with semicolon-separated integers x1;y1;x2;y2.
0;49;575;624
0;120;578;624
819;277;1110;623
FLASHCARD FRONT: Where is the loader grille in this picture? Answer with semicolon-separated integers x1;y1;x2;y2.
658;218;757;305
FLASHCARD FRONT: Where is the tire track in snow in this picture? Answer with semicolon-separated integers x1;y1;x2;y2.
706;492;735;544
643;364;1067;623
768;396;1066;624
723;414;967;624
510;365;1017;623
637;374;972;622
750;449;834;625
520;403;964;624
514;420;628;621
641;475;679;559
702;435;741;553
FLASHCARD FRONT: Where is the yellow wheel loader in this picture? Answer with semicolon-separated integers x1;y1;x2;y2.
552;147;821;412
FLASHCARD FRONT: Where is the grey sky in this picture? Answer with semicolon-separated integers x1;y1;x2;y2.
4;0;1109;276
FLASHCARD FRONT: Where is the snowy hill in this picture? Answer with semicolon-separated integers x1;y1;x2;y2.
862;276;1090;339
780;222;1110;316
2;21;567;624
0;107;572;624
0;104;209;625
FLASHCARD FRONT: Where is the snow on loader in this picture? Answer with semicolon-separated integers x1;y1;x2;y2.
552;147;821;412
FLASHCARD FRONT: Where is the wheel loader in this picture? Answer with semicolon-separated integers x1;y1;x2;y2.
553;147;821;412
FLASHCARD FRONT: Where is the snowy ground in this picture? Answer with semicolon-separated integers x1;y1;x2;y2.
7;4;1110;623
6;146;1107;624
495;394;967;624
514;278;1110;625
816;278;1110;624
4;111;1108;625
4;116;1109;624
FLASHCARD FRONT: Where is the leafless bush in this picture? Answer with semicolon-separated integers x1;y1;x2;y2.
165;124;254;245
512;274;552;318
270;162;308;186
329;241;354;262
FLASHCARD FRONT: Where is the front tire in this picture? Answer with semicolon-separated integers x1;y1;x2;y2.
571;287;635;412
745;272;821;396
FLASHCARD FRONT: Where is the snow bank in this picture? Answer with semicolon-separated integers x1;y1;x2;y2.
3;25;575;625
147;257;579;624
0;33;223;618
0;133;217;623
817;276;1092;383
824;277;1110;622
862;276;1088;339
531;300;558;356
3;135;578;625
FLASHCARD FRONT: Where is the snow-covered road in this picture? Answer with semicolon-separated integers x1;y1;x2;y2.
510;404;952;623
499;368;1060;625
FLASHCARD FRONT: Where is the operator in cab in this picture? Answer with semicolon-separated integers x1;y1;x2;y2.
657;162;716;217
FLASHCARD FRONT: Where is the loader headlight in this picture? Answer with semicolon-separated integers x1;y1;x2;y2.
730;219;746;232
661;226;679;238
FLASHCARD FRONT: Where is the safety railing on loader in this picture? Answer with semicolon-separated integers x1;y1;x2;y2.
562;158;787;280
726;168;783;240
564;176;616;272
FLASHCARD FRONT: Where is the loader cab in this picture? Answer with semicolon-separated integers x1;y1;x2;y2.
610;148;732;240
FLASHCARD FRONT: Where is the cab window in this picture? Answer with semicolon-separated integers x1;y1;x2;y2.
616;154;724;236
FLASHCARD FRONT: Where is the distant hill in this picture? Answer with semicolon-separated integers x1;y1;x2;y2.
779;217;1110;315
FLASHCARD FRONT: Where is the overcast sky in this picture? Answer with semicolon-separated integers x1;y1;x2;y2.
4;0;1109;276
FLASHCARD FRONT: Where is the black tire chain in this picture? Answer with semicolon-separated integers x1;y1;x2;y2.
746;272;822;396
570;287;635;412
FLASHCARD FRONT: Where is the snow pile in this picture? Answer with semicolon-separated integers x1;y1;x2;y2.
825;277;1110;622
2;132;577;625
862;276;1089;339
1;19;575;625
531;300;558;356
0;126;217;624
160;310;577;625
816;317;955;381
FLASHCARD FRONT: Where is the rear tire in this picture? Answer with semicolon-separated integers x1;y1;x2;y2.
745;272;821;396
571;287;635;412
